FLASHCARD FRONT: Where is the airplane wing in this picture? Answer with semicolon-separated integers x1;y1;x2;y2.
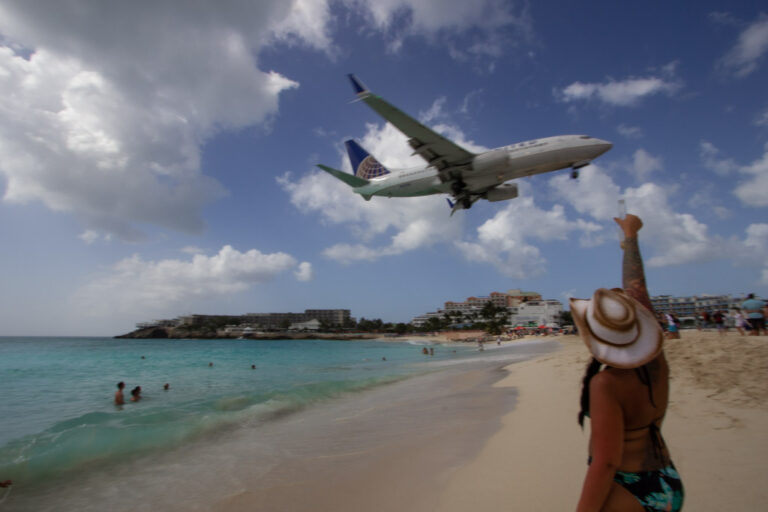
349;74;476;172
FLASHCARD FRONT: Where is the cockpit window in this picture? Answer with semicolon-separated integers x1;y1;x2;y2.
580;135;592;139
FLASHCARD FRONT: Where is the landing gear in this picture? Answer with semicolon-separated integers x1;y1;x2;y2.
571;170;579;179
461;196;472;209
451;179;466;195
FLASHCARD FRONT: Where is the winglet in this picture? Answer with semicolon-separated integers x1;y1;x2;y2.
347;74;369;95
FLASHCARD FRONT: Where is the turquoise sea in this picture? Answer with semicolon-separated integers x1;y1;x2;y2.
0;336;555;511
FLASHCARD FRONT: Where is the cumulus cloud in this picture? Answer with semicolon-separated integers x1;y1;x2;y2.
700;141;768;207
0;1;535;241
621;183;722;267
549;165;724;268
78;230;100;245
0;1;326;240
556;71;682;107
279;119;481;262
73;245;301;318
717;13;768;78
734;143;768;207
350;0;534;59
699;140;739;175
294;261;314;281
755;107;768;127
549;164;621;220
630;149;663;180
455;196;602;278
743;223;768;284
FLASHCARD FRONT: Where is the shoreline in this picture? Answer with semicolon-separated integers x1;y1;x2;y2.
8;331;764;510
2;338;558;512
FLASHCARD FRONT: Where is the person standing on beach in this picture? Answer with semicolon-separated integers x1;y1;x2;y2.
732;308;747;336
573;214;683;512
741;294;766;336
115;381;125;405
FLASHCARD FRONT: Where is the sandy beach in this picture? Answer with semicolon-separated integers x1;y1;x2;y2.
436;330;768;511
212;330;768;512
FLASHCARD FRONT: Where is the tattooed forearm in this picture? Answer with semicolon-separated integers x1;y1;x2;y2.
622;236;655;313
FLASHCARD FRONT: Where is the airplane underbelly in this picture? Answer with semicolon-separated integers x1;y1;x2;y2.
376;176;445;197
508;148;580;177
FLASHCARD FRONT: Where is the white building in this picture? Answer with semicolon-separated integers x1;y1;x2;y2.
290;319;321;331
509;300;563;327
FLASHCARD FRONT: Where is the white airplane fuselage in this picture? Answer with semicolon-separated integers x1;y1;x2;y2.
352;134;612;199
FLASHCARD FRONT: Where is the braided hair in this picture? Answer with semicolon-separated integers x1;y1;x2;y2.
578;357;603;428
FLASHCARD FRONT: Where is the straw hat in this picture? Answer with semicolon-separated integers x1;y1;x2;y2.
569;288;663;369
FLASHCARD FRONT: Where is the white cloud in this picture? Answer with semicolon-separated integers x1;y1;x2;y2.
754;107;768;127
621;184;721;267
617;124;644;139
455;196;602;278
717;13;768;78
73;245;301;318
699;140;738;175
78;230;100;245
294;261;314;281
700;141;768;207
686;186;731;219
556;74;681;107
0;1;326;240
347;0;534;59
549;164;621;220
550;165;724;268
734;143;768;207
630;149;663;180
743;224;768;284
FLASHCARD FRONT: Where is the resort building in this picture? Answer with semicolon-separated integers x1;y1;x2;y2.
413;290;561;328
650;293;752;318
509;299;564;327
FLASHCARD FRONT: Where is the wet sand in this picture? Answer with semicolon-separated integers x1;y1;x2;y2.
213;340;559;512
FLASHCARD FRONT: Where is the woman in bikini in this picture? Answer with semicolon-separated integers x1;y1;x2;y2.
573;214;684;512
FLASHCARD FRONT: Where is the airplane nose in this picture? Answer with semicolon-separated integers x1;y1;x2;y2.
595;139;613;154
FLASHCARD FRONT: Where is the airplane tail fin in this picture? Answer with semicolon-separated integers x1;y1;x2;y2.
344;140;391;180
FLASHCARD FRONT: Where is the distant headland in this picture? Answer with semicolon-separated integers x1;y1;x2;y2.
115;309;381;340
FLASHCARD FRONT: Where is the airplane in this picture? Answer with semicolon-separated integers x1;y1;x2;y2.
318;74;613;215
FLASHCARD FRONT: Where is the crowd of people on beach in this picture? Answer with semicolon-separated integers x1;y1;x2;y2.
657;296;767;338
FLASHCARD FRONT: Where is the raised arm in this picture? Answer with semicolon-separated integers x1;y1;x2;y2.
615;214;654;313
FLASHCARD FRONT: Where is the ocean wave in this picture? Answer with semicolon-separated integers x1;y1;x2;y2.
0;374;408;487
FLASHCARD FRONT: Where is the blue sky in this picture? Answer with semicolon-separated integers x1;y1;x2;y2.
1;1;767;336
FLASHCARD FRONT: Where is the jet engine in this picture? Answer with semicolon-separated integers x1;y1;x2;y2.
485;183;518;202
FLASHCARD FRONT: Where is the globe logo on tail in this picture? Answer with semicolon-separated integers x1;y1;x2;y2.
356;155;389;180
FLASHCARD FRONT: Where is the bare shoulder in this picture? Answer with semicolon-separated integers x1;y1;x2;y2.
590;369;627;393
592;367;636;393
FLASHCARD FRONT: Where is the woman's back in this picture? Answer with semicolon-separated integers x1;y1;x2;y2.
602;354;670;472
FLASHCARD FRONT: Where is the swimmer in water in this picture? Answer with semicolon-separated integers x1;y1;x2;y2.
115;381;125;405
